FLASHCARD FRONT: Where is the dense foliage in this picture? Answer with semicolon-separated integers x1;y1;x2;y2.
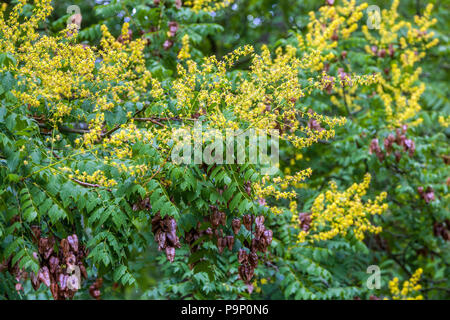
0;0;448;300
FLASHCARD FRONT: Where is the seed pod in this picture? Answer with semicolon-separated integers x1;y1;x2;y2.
38;266;51;287
263;229;273;246
49;256;59;274
211;211;221;228
299;213;312;232
242;214;253;231
30;272;41;290
50;282;59;300
155;230;166;251
226;236;235;251
217;237;227;254
231;219;241;234
249;252;258;268
165;246;176;262
255;216;265;238
168;21;179;37
238;249;248;263
60;238;70;258
67;234;78;253
219;211;226;226
59;273;68;290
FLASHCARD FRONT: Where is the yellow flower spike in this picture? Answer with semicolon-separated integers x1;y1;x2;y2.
297;174;387;243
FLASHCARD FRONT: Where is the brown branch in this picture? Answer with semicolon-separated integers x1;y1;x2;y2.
133;117;166;127
72;178;102;188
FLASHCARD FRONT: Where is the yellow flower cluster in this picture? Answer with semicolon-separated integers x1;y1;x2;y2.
254;168;313;201
185;0;234;13
178;34;191;60
362;0;438;126
300;0;369;71
296;174;388;243
387;268;423;300
438;116;450;128
68;169;117;188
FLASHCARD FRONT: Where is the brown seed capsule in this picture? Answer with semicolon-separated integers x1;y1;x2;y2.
67;234;78;253
231;219;241;234
238;249;248;263
242;214;253;231
249;252;258;268
165;246;176;262
226;236;235;251
38;266;51;287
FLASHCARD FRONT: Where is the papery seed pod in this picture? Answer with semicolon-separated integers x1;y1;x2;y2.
299;212;311;232
263;229;273;246
384;134;395;155
38;266;51;287
255;215;265;226
378;49;386;58
211;211;221;228
175;0;182;9
395;151;402;162
67;234;78;253
60;238;70;258
242;214;253;231
219;211;226;226
30;272;41;290
49;256;59;274
217;237;227;254
249;252;258;268
238;249;248;263
155;230;167;251
226;236;235;251
59;273;68;290
165;246;176;262
168;21;179;37
50;282;59;299
231;219;241;234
